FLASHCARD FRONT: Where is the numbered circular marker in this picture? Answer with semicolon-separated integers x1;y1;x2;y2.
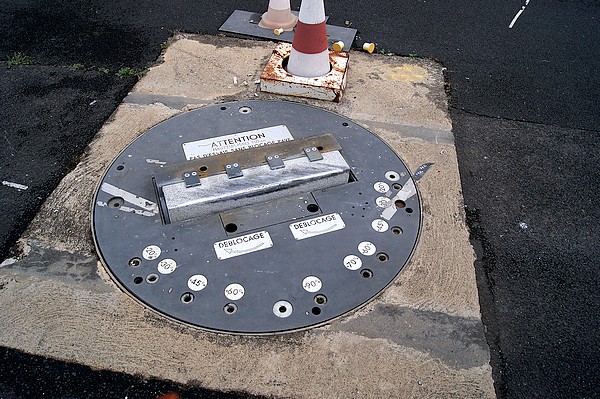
157;258;177;274
371;219;389;233
376;196;391;208
373;181;390;193
187;275;208;291
343;255;362;271
302;276;323;293
358;241;377;256
224;283;245;301
142;245;161;260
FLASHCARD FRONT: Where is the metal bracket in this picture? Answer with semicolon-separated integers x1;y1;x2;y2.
225;162;243;179
304;146;323;162
412;163;434;181
183;171;201;188
266;154;285;170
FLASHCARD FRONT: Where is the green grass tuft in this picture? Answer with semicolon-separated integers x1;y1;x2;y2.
6;52;33;68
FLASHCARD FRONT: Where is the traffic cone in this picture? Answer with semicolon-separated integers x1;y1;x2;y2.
286;0;330;78
259;0;298;31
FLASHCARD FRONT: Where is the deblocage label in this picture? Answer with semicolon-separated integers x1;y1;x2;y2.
213;231;273;260
289;213;346;240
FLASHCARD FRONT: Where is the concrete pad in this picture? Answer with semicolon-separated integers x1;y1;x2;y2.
0;35;495;398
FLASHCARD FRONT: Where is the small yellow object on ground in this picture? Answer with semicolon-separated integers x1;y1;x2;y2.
332;41;344;52
363;42;375;53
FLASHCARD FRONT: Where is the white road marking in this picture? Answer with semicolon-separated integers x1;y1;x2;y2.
2;181;28;191
509;0;531;29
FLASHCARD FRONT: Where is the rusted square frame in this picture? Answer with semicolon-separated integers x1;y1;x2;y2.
260;42;349;102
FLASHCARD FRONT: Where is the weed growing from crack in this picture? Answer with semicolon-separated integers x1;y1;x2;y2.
116;67;148;79
6;52;33;68
378;49;395;56
67;63;85;71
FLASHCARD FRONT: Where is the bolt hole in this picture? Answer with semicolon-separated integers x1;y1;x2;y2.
391;226;403;235
406;208;414;213
273;300;292;317
146;273;159;284
342;122;349;127
199;165;208;172
116;165;124;171
174;248;178;252
129;258;141;267
224;223;238;233
361;269;373;279
317;146;324;151
220;106;227;110
393;183;402;190
238;106;252;114
224;303;238;314
395;199;406;209
307;204;319;213
171;236;176;240
108;197;124;208
314;294;327;305
311;307;322;315
181;293;194;303
133;276;143;284
389;174;396;179
377;253;389;262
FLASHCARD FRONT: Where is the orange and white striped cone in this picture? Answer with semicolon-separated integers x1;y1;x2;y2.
286;0;331;78
259;0;298;31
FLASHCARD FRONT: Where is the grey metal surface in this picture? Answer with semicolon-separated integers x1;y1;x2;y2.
162;151;350;223
219;10;356;52
92;100;421;334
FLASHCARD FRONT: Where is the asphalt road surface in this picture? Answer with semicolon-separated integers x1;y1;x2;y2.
1;0;599;398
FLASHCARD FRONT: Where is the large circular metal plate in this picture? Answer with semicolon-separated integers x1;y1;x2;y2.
92;100;421;334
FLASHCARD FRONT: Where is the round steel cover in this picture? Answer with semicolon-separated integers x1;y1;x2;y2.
92;100;421;334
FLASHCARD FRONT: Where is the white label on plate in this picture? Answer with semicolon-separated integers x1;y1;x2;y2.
214;231;273;260
373;181;390;193
182;125;294;160
371;219;389;233
302;276;322;293
289;213;345;240
142;245;161;260
224;283;245;300
157;258;177;274
358;241;377;256
343;255;362;270
187;275;208;291
376;196;391;208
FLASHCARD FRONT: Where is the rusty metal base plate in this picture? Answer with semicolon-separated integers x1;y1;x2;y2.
91;100;421;335
260;42;349;102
